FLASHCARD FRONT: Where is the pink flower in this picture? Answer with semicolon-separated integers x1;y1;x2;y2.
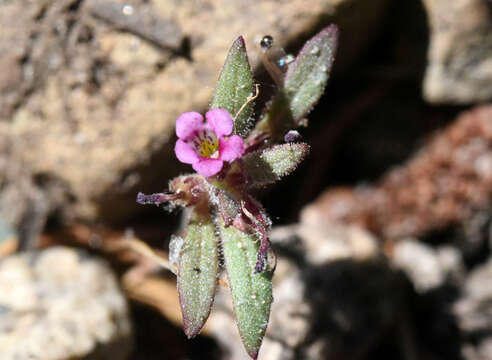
174;109;245;177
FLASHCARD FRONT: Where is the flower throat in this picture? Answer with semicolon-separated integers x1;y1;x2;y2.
192;129;219;158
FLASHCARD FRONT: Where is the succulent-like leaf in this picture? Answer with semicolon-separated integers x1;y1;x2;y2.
211;36;255;137
220;222;273;359
178;212;219;338
251;25;338;140
242;143;310;187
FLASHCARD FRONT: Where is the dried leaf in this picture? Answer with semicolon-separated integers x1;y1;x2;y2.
211;36;255;137
220;222;273;359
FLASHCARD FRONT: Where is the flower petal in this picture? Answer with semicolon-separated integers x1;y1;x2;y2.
176;112;204;140
175;139;199;164
192;159;224;177
219;135;244;162
205;109;233;137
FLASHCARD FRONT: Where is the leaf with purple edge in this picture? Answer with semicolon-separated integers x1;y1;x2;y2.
177;211;219;338
211;36;255;137
284;24;338;120
220;221;273;359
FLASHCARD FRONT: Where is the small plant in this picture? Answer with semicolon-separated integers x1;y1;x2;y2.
137;25;338;359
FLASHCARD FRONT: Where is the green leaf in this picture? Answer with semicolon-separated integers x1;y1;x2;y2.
243;143;310;187
220;222;273;359
177;211;219;338
284;24;338;120
211;36;255;137
251;25;338;140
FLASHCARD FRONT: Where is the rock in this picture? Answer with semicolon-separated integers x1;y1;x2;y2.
454;258;492;360
0;217;18;257
393;239;444;292
392;239;465;293
0;0;389;233
436;245;466;283
208;222;411;360
0;246;132;360
300;105;492;240
462;340;492;360
271;222;379;265
451;210;492;266
422;0;492;103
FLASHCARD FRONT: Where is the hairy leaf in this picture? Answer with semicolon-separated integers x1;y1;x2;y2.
211;36;255;137
178;212;219;338
284;24;338;120
220;223;273;359
251;25;338;140
243;143;310;187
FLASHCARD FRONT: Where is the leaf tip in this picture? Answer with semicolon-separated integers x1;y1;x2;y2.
324;24;339;37
315;24;339;56
232;35;246;49
312;24;339;45
183;324;199;339
248;352;258;360
182;311;206;339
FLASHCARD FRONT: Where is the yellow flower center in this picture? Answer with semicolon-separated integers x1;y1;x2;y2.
192;129;219;158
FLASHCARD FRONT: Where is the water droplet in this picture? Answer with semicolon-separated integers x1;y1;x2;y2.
260;35;274;50
284;130;301;143
251;294;256;299
277;54;294;68
320;65;328;72
310;46;320;55
122;5;134;15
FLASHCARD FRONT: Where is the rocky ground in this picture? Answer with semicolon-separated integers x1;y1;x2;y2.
0;0;491;359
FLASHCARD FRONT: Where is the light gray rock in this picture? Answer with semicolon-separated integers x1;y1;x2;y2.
393;239;465;293
271;222;379;265
422;0;492;103
455;258;492;360
0;246;132;360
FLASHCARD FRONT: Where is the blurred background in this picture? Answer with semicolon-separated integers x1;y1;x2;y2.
0;0;491;359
